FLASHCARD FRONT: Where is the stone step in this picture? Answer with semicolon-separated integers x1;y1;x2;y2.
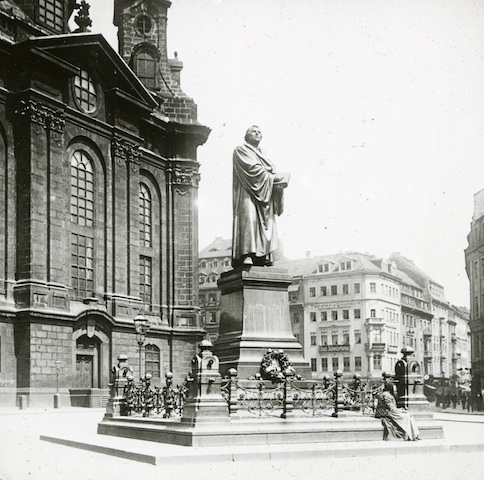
97;414;443;447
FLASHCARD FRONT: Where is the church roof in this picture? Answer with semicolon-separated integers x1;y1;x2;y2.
199;237;232;259
16;33;158;109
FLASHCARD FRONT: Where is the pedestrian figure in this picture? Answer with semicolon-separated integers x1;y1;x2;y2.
436;385;443;408
467;393;474;412
375;382;420;441
442;385;450;409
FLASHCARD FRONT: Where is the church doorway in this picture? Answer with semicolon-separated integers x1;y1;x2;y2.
75;335;100;389
70;317;111;407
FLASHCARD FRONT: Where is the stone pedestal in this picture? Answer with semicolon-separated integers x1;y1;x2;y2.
400;374;432;412
182;341;230;424
104;354;133;417
213;267;310;379
394;347;431;412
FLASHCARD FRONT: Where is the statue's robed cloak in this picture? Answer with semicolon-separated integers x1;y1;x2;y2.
232;142;283;263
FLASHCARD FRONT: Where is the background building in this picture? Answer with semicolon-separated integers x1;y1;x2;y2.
396;269;433;374
390;252;471;383
198;237;471;385
0;0;209;407
198;237;232;343
465;188;484;399
277;253;403;380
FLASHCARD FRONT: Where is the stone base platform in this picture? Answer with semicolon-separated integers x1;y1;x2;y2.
97;413;443;447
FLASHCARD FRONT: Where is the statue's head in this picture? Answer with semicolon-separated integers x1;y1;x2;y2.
244;125;262;147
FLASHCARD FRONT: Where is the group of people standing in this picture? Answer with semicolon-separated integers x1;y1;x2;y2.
435;385;482;412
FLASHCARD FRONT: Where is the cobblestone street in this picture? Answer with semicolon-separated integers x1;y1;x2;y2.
0;407;482;480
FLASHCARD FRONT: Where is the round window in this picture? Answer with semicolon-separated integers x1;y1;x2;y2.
136;15;152;36
74;70;97;114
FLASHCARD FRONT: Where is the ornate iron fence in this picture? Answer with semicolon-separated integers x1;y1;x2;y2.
118;370;385;419
222;379;286;417
124;372;188;418
221;370;385;418
291;380;335;416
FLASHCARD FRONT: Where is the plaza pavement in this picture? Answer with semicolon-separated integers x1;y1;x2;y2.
0;405;483;480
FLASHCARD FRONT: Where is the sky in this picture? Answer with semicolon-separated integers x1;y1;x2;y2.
90;0;484;308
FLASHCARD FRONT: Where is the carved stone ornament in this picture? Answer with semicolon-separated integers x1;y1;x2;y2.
111;138;140;171
14;100;65;141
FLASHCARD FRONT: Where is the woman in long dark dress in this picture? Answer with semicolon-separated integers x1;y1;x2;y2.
375;382;420;441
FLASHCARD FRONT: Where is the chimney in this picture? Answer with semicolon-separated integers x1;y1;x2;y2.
169;52;183;86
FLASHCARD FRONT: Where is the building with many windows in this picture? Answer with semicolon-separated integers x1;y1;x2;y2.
277;251;470;383
0;0;209;407
390;253;470;381
196;236;471;385
397;269;433;374
465;188;484;398
277;253;403;380
198;237;232;343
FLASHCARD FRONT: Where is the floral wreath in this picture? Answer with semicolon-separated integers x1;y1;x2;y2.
260;349;293;381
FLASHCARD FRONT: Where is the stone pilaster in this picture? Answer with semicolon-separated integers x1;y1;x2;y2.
110;137;140;298
168;163;200;328
13;99;69;310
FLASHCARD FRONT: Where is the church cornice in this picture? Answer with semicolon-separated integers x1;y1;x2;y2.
22;33;158;109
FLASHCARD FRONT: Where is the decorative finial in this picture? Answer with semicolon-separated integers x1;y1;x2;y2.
73;0;92;33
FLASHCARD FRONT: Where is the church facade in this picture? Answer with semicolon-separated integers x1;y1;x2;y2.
0;0;209;407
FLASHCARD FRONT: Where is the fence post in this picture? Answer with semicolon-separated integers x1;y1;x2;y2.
281;368;294;419
228;368;238;416
332;371;343;417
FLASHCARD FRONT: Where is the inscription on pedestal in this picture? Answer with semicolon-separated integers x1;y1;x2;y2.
214;267;310;379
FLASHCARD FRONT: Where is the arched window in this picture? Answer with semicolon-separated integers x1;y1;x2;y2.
71;151;94;227
135;51;156;90
139;183;152;247
71;233;94;299
70;150;95;299
145;344;160;378
139;183;153;308
139;255;152;306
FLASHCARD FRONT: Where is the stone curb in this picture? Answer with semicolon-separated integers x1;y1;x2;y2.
39;434;484;466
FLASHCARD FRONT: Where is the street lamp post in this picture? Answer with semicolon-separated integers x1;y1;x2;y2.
54;360;62;408
134;313;150;380
55;360;61;393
